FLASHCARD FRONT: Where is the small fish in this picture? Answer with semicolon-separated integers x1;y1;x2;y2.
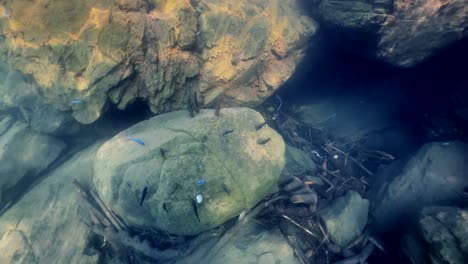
193;92;200;114
257;138;271;145
2;8;10;18
272;95;283;120
221;183;231;195
195;31;201;35
163;202;169;213
231;51;244;65
139;187;148;206
196;162;204;170
222;129;234;136
195;194;203;204
214;100;221;116
70;99;83;105
255;122;267;130
197;178;206;186
160;148;167;159
192;200;201;222
128;137;145;146
238;209;247;222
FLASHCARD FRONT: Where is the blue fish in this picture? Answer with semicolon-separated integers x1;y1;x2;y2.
70;99;83;105
128;137;145;146
197;178;206;186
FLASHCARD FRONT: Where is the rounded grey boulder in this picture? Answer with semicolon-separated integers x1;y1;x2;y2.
93;108;285;235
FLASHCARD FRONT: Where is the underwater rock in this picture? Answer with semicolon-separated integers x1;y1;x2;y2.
0;142;103;264
176;220;300;264
93;107;285;236
370;141;468;232
318;0;468;67
0;115;66;199
319;190;369;247
0;0;316;127
0;62;79;135
285;145;318;175
294;95;395;141
418;207;468;264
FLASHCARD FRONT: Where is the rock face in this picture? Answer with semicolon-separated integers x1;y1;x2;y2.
176;221;300;264
285;145;317;175
93;107;286;235
319;191;369;247
0;142;103;264
371;141;468;231
418;207;468;264
0;0;316;128
0;114;65;200
319;0;468;67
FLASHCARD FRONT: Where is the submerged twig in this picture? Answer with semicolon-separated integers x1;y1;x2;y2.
282;214;319;239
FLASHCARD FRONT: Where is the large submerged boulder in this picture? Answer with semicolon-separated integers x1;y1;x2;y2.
418;207;468;264
370;141;468;231
317;0;468;67
0;0;316;129
93;107;286;235
0;142;103;264
0;114;65;201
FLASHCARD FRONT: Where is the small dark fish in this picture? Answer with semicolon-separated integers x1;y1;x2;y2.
187;101;195;117
163;202;169;213
257;138;271;145
139;187;148;206
255;122;267;130
272;95;283;121
214;100;221;116
201;135;208;143
222;183;231;195
193;92;200;114
231;51;244;65
160;148;167;159
129;137;145;145
192;200;201;222
222;129;234;136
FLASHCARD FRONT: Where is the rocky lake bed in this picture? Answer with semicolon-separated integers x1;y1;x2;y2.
0;0;467;264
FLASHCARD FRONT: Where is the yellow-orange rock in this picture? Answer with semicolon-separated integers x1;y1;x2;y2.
0;0;316;128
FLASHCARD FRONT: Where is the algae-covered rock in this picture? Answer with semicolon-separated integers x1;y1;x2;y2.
93;107;285;235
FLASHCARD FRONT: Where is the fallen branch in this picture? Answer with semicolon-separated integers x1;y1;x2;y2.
282;214;319;239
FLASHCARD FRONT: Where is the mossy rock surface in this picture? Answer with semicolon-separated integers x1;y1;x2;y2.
93;107;285;235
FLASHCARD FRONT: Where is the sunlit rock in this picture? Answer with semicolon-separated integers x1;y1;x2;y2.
0;0;316;127
93;107;286;235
